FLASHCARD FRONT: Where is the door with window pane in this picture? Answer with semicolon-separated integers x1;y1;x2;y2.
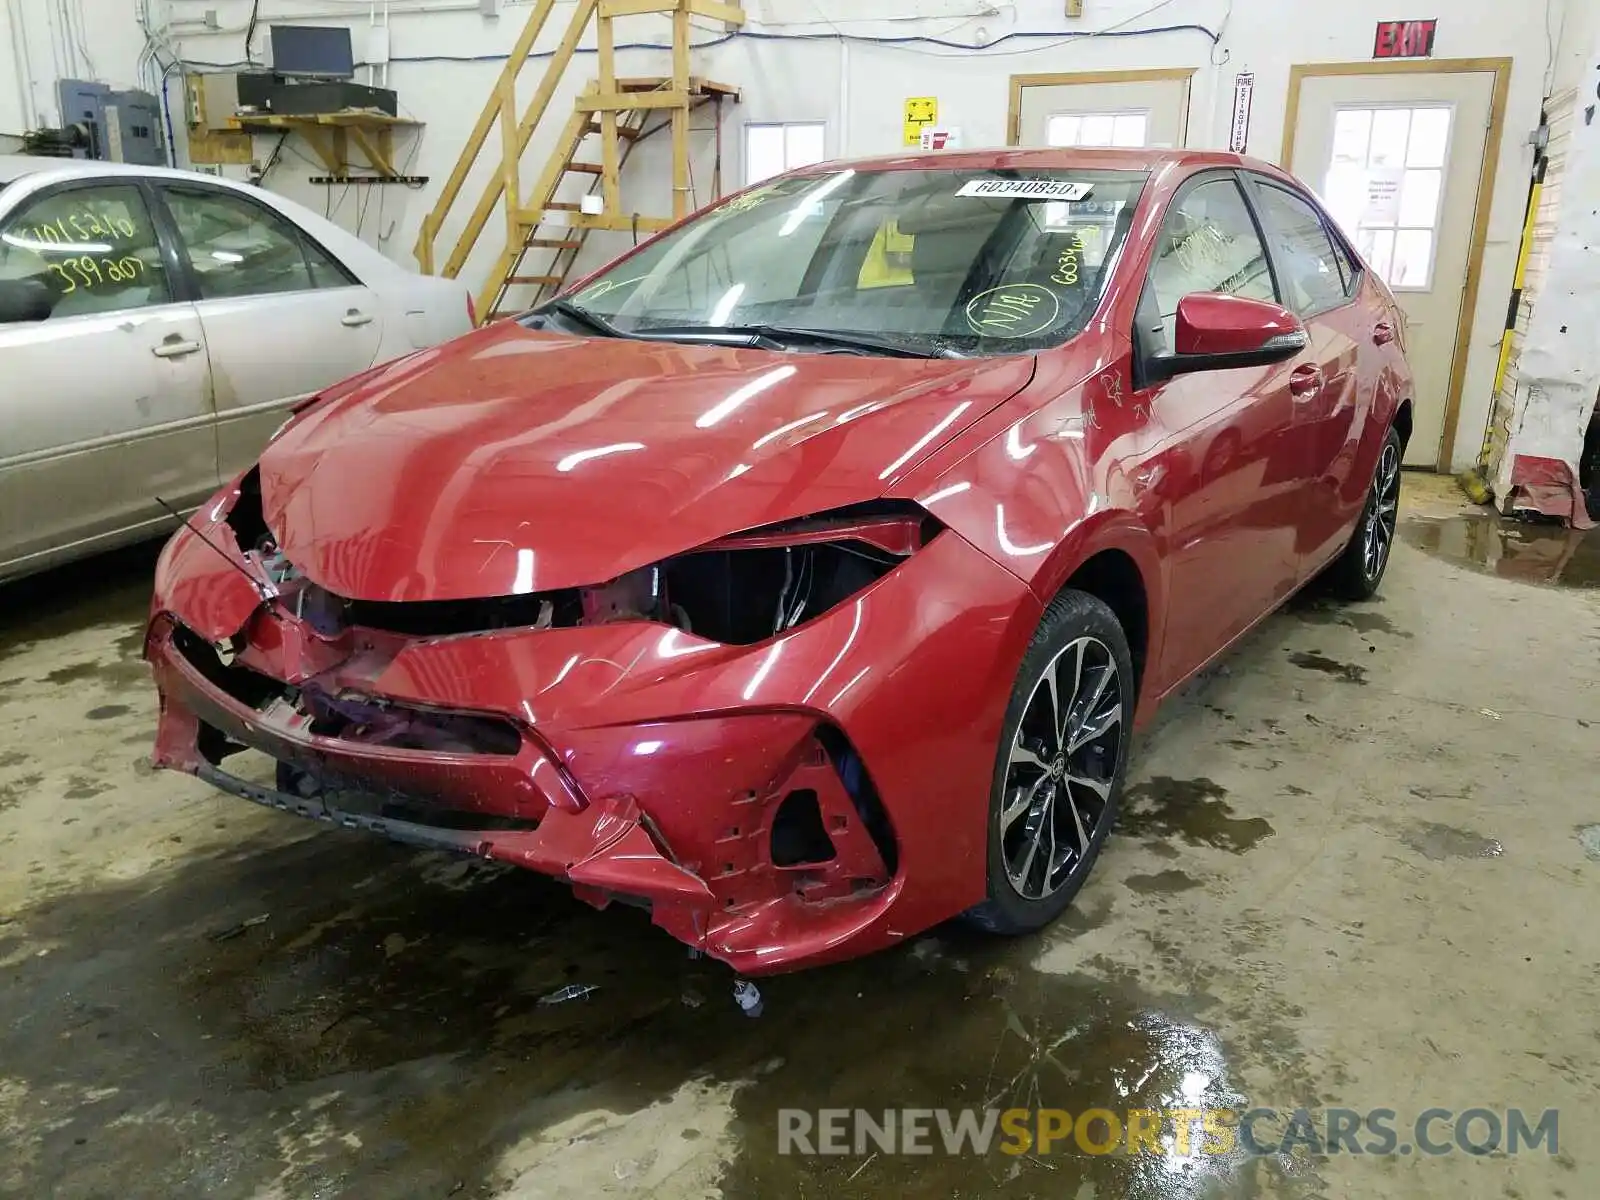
1012;72;1191;149
157;184;384;479
1287;70;1496;466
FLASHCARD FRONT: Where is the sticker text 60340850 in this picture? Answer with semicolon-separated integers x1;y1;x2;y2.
956;179;1094;201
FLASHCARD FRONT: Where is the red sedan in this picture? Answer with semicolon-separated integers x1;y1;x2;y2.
146;148;1412;975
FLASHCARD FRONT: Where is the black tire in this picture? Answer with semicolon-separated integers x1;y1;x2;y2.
964;589;1134;935
1322;425;1403;601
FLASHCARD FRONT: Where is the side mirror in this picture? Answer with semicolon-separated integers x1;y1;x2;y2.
1154;292;1307;380
0;277;54;324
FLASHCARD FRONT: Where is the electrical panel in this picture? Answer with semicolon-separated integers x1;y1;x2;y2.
54;79;167;166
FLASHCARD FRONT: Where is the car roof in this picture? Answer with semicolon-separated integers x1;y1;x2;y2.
0;154;258;187
0;155;411;284
795;145;1291;179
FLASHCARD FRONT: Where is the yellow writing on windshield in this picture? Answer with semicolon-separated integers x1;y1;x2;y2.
1051;231;1087;286
964;283;1061;338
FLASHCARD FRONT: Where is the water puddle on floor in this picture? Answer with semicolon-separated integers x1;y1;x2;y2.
0;828;1309;1199
1400;512;1600;589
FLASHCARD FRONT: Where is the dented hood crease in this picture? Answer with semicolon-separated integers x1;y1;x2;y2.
258;323;1035;602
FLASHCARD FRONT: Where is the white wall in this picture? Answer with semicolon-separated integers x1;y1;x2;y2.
1491;13;1600;521
0;0;153;133
0;0;1581;469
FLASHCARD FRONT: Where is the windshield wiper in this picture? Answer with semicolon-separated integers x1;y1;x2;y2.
537;305;961;359
540;298;627;339
642;323;961;359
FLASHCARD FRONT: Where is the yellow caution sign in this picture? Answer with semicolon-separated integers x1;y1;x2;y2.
904;96;938;146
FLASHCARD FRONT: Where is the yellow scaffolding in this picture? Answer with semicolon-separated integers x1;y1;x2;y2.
413;0;742;321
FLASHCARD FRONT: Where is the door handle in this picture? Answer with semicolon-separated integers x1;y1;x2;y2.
1373;321;1396;346
341;309;374;327
1289;364;1324;398
152;336;203;359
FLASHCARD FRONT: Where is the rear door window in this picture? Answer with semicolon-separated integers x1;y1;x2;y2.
160;186;355;301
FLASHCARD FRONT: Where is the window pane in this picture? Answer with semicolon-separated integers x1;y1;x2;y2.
1407;107;1452;168
1047;114;1081;147
745;125;786;185
305;239;352;289
1331;109;1373;166
785;123;826;170
1330;234;1360;294
1254;183;1348;314
1366;228;1396;282
1078;114;1115;147
1369;109;1411;168
165;189;315;300
1112;112;1148;147
1149;179;1276;338
1392;229;1434;288
1397;168;1442;228
1321;165;1367;240
0;185;171;320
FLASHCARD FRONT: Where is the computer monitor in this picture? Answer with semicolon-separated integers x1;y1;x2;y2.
268;25;355;79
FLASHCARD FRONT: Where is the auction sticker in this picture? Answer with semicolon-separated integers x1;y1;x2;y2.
956;179;1094;200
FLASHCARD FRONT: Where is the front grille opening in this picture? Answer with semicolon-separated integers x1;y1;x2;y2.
278;762;540;831
817;724;899;877
173;622;521;756
173;624;281;709
303;689;523;756
770;788;836;867
197;719;247;766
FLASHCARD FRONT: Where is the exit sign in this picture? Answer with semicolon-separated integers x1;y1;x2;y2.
1374;18;1438;58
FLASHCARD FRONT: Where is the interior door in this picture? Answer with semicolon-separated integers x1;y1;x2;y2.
1014;73;1191;149
1287;68;1497;466
1129;173;1308;692
154;183;384;481
0;179;216;575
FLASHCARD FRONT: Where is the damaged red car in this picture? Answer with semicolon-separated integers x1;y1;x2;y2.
147;148;1413;975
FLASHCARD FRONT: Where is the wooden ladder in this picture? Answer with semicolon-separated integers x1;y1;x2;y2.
413;0;743;322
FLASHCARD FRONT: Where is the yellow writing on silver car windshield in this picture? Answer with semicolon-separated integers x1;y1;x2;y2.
25;211;139;244
46;255;148;295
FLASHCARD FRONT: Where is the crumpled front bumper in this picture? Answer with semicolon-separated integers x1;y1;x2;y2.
147;517;1040;975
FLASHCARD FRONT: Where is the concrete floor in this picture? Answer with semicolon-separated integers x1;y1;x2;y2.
2;475;1597;1199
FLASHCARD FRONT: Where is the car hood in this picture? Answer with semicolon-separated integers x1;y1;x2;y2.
260;322;1035;602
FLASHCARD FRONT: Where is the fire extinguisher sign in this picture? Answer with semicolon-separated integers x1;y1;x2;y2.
1229;72;1254;154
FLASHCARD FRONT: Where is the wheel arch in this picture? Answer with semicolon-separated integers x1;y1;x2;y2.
1393;396;1414;450
1031;517;1163;715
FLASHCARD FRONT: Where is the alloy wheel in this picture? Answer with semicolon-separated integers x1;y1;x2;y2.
1001;636;1123;901
1363;441;1401;580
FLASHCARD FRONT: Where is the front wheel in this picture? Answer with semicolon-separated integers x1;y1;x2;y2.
964;589;1134;935
1322;425;1402;600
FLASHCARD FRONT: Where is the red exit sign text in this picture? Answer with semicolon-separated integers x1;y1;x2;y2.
1374;19;1438;58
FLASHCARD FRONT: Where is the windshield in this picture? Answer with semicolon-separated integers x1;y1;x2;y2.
555;167;1147;356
